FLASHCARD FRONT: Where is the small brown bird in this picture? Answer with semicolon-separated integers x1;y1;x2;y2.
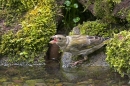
49;35;108;66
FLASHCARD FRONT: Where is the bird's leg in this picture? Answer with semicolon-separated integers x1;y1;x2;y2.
69;56;88;66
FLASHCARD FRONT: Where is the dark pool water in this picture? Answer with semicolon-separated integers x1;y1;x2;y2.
0;60;129;86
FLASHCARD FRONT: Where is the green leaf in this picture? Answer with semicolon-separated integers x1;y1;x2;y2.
73;3;78;8
64;0;71;6
73;17;80;23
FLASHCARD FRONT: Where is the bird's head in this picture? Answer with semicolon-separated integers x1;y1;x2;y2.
49;35;67;47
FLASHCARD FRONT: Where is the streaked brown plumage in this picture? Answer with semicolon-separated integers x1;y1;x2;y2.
49;35;109;66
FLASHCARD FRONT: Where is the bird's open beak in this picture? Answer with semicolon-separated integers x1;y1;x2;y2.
49;40;56;44
49;36;57;44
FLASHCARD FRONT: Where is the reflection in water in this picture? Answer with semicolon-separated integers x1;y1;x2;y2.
0;61;129;86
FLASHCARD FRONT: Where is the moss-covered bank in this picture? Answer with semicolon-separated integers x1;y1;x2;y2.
0;0;56;63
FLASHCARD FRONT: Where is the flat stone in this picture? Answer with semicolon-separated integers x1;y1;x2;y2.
35;83;47;86
2;82;13;86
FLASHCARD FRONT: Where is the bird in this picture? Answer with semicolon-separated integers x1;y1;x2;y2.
49;34;109;66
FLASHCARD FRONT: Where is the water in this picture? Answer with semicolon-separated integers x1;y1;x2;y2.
0;60;129;86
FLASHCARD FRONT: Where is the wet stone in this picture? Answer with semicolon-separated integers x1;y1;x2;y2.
55;83;63;86
2;82;14;86
128;81;130;84
77;79;93;85
25;80;36;86
46;83;55;86
77;84;93;86
23;83;28;86
45;79;54;83
78;80;92;84
53;78;60;83
0;78;7;82
33;79;44;83
62;82;75;86
35;82;47;86
12;77;23;83
14;83;23;86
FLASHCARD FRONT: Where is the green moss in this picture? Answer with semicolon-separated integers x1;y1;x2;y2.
69;20;127;38
70;20;111;37
0;0;35;26
126;11;130;23
78;20;109;37
94;0;116;23
83;0;119;23
25;80;36;86
106;31;130;77
0;0;56;63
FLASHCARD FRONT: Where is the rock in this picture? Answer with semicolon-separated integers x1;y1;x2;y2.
5;66;20;76
77;79;93;85
2;82;14;86
128;80;130;85
55;83;63;86
25;80;36;86
71;26;80;35
23;83;28;86
35;83;47;86
62;82;75;86
33;79;44;83
113;0;130;19
77;0;130;19
45;79;54;83
0;77;7;82
61;52;73;68
84;51;109;67
55;0;65;24
53;78;60;83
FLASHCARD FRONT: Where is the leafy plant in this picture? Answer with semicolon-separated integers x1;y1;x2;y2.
0;0;56;64
106;31;130;77
62;0;80;30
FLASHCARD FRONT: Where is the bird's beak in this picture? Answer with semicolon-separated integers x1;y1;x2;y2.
49;36;57;44
49;40;55;44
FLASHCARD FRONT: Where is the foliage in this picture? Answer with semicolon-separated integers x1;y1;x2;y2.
0;0;37;9
0;0;56;63
70;20;124;37
107;0;121;3
93;0;116;23
84;0;123;24
78;20;109;37
106;31;130;77
126;11;130;23
0;0;37;26
62;0;81;30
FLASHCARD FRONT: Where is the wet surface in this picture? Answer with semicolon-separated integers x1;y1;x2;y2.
0;60;129;86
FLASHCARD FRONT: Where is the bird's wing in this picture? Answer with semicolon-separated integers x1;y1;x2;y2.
66;35;106;51
86;36;106;46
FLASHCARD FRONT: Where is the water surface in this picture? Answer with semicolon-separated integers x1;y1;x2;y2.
0;60;129;86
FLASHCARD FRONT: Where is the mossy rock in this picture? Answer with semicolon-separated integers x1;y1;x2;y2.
25;80;36;86
70;20;113;37
0;0;57;63
70;20;127;38
106;30;130;77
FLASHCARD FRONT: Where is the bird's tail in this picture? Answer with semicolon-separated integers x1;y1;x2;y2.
103;37;111;44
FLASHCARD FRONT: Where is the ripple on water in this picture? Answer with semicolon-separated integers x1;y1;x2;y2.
0;60;129;86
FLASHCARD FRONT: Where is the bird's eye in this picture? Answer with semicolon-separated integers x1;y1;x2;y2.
58;37;62;40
